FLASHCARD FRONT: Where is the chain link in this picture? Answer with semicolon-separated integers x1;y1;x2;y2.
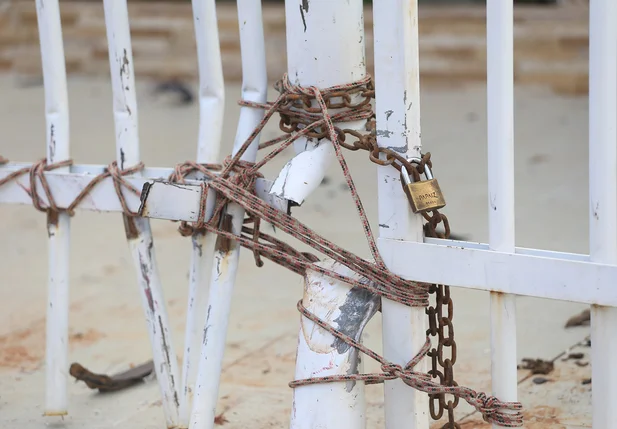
269;78;462;427
414;155;460;428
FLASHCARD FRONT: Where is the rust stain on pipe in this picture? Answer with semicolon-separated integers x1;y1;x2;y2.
137;181;153;217
123;214;139;240
214;213;235;253
139;253;155;312
46;209;59;229
158;315;180;408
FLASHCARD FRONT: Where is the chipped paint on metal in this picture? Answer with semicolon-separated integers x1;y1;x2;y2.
332;285;380;391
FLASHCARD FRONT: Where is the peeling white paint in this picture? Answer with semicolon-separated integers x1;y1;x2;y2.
272;0;368;206
270;137;335;205
34;0;71;415
102;0;181;426
291;259;377;429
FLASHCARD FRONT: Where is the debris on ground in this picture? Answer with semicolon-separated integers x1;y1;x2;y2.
532;377;551;385
69;360;154;393
153;80;194;105
565;309;590;328
214;411;229;425
518;358;554;375
582;378;592;385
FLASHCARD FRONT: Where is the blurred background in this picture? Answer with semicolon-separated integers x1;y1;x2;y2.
0;0;587;94
0;0;595;427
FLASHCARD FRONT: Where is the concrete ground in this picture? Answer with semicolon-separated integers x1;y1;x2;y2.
0;74;593;428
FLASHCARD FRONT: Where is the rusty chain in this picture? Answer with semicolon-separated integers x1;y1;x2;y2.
395;158;460;429
396;154;458;428
0;77;472;428
209;73;520;424
267;75;462;427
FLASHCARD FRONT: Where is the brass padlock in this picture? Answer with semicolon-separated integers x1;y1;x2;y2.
400;160;446;213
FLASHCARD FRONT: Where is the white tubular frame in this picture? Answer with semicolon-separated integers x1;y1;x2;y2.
102;0;181;427
291;260;379;429
4;0;616;427
35;0;71;416
0;164;284;216
283;2;372;426
486;0;518;425
179;1;225;427
188;1;268;428
589;0;617;427
372;0;429;428
269;0;368;206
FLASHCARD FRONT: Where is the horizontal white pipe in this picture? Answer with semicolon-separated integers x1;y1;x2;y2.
424;238;591;262
291;259;379;429
140;180;286;223
588;0;617;426
379;237;617;307
2;162;204;177
0;165;285;219
34;0;71;416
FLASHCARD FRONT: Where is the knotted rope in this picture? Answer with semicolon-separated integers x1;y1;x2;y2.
294;300;523;427
166;73;523;426
0;158;145;217
0;73;524;427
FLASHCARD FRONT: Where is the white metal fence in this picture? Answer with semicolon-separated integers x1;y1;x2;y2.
0;0;614;428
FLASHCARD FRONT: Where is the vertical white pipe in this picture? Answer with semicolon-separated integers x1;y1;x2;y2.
372;0;429;428
102;1;181;427
589;0;617;427
35;0;71;417
487;0;518;427
280;2;370;426
179;1;225;427
269;0;367;205
291;260;378;429
189;1;267;428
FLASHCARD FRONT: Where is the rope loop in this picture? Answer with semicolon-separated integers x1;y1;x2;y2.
0;157;143;218
0;72;523;427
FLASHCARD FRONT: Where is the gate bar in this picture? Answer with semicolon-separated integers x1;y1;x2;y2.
378;238;617;307
35;0;72;416
373;0;429;427
102;1;181;426
284;1;371;427
189;1;267;428
486;0;518;424
179;0;225;426
589;0;617;426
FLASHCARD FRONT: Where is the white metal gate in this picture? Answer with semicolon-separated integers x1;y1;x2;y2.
0;0;615;428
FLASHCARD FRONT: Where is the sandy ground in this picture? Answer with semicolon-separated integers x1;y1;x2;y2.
0;74;594;428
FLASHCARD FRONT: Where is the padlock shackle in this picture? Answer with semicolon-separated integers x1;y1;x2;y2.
400;165;413;185
406;157;434;181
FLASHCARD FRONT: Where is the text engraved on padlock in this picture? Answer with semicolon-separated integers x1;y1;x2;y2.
406;179;446;213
